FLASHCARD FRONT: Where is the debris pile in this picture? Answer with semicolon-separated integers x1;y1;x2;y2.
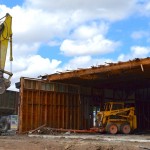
35;127;61;135
28;126;62;135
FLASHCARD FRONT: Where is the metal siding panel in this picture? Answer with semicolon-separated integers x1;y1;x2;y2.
18;78;93;133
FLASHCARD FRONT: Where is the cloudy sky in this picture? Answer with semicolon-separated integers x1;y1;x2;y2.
0;0;150;91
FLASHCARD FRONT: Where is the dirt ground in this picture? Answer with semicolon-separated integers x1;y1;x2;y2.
0;133;149;150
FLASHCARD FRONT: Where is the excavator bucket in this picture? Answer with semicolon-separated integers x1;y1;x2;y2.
0;71;11;94
0;80;5;94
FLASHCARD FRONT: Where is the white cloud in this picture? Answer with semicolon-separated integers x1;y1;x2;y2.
0;5;12;16
7;55;61;91
60;34;121;56
118;46;150;61
11;8;71;44
72;22;109;39
24;0;136;21
60;21;121;57
63;56;112;70
131;46;150;57
15;55;61;77
13;43;40;57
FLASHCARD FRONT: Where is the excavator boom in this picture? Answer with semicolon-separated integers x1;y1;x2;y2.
0;13;13;94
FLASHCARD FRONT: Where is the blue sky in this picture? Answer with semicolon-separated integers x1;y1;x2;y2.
0;0;24;7
0;0;150;90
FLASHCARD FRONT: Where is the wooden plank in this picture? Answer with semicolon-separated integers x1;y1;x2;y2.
77;94;80;130
66;94;69;129
49;92;53;127
57;93;60;128
62;93;65;128
31;90;34;129
45;58;150;81
53;92;57;128
45;91;48;125
69;94;72;129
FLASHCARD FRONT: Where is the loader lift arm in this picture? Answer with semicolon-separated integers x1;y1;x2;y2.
0;13;13;94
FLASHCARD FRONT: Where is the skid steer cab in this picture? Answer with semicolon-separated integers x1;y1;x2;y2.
96;102;137;134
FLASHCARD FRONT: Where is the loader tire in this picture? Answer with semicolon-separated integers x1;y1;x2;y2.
106;123;118;134
0;117;9;133
120;123;131;134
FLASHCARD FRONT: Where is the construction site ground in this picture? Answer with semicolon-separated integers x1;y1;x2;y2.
0;132;150;150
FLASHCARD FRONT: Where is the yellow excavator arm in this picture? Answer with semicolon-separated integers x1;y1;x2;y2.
0;13;13;94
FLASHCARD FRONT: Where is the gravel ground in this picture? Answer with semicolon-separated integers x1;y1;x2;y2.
0;132;149;150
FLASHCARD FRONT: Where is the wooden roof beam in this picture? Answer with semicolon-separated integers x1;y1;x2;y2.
43;58;150;81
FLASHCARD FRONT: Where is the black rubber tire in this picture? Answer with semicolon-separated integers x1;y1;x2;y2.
0;117;9;133
106;123;118;134
120;122;131;134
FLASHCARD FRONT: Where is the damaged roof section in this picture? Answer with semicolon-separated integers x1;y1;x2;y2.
42;57;150;89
